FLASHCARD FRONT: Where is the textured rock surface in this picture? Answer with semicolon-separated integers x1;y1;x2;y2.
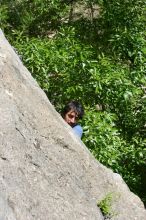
0;29;146;220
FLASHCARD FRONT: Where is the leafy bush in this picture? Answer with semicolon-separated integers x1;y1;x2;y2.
82;108;146;198
100;0;146;60
1;0;69;36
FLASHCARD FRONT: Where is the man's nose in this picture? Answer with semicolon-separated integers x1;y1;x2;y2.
70;117;75;124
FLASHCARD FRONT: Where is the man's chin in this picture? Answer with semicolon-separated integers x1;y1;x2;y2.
71;124;76;128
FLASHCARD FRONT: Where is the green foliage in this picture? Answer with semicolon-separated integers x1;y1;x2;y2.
0;4;9;30
100;0;146;60
97;193;115;218
1;0;69;36
1;0;146;205
82;110;123;169
83;108;146;202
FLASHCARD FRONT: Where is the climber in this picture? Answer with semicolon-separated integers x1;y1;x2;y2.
62;101;84;138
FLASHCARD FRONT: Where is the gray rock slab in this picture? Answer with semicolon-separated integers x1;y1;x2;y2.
0;29;146;220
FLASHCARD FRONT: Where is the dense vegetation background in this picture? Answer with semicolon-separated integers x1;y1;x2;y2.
1;0;146;205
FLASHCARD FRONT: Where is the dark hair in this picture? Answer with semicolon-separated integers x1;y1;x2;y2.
62;101;84;119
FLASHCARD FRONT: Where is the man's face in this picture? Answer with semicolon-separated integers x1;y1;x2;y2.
64;110;78;127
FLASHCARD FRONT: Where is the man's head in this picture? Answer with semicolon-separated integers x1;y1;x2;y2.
62;101;84;127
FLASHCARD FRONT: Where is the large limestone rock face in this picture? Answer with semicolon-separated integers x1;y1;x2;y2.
0;30;146;220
